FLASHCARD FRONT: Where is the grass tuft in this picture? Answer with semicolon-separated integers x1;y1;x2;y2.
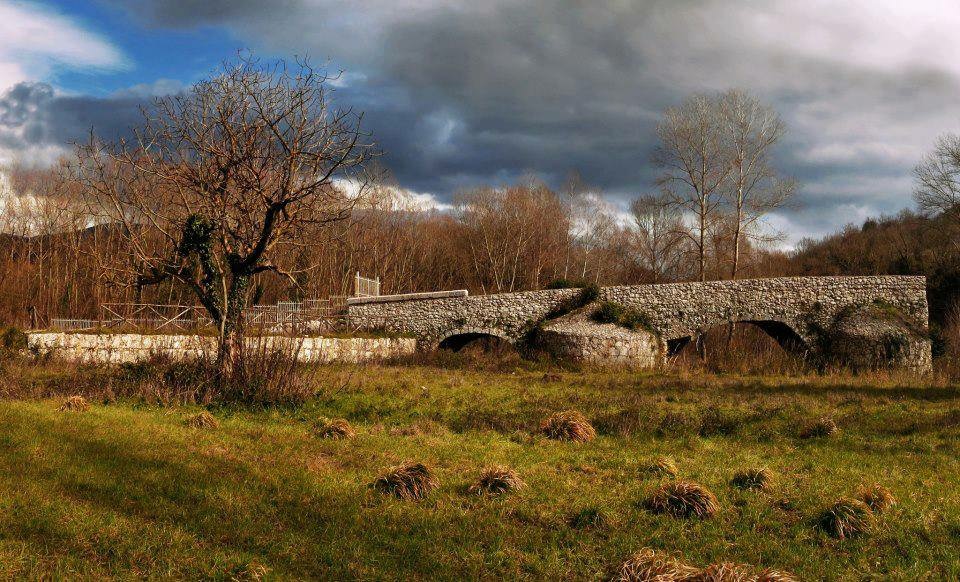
858;483;896;513
539;410;596;442
469;466;525;496
185;410;219;429
818;498;874;539
58;395;89;412
647;480;720;519
757;568;799;582
371;461;439;500
614;548;699;581
800;417;839;439
314;418;356;439
640;456;679;478
731;467;774;491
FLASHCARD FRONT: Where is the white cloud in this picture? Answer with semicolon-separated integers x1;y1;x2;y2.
0;1;127;89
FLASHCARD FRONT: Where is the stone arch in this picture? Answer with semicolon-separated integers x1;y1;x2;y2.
666;319;810;357
436;327;515;352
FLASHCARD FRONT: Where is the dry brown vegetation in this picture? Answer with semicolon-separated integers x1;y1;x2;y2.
58;395;89;412
468;466;525;496
858;483;896;513
370;462;439;500
185;410;219;429
539;410;597;442
314;418;356;439
818;498;875;539
641;457;679;478
731;468;774;491
647;480;720;520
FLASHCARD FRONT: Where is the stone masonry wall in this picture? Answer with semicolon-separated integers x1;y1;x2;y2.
28;333;416;364
346;276;930;356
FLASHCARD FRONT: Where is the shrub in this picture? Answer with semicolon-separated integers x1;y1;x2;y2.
731;468;774;491
647;480;720;519
58;395;89;412
568;506;613;530
818;498;874;539
858;483;896;513
314;418;356;439
539;410;596;442
186;410;219;429
614;548;698;582
591;301;656;333
641;457;679;478
469;466;525;496
371;462;439;500
0;326;27;355
800;417;839;439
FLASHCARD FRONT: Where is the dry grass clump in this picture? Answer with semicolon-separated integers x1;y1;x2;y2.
818;498;875;539
688;562;756;581
185;410;219;429
858;483;896;513
647;480;720;519
731;468;774;491
539;410;596;442
641;456;679;478
314;418;356;439
468;466;525;496
58;395;89;412
756;569;799;582
800;417;839;439
371;461;439;500
614;548;699;581
615;549;797;582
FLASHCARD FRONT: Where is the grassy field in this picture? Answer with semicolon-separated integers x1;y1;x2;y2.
1;363;959;579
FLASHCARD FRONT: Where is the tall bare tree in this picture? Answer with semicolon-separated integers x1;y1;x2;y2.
915;134;960;238
655;94;733;281
72;55;373;381
719;90;795;279
628;193;688;283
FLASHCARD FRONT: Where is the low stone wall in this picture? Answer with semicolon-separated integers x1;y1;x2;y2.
27;333;416;364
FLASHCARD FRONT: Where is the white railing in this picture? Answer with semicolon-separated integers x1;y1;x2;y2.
354;272;381;297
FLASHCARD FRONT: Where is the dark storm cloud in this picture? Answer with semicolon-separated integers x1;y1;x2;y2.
0;81;147;161
33;1;960;238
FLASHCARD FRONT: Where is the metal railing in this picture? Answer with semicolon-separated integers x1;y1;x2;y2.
354;272;380;297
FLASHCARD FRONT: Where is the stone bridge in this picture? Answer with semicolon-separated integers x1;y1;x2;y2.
346;276;932;369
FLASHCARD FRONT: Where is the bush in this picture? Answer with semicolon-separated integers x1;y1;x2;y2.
0;326;27;352
591;302;655;333
858;484;896;513
614;548;698;581
371;462;439;500
539;410;596;442
731;468;774;491
185;410;219;429
468;466;525;496
818;498;874;539
314;418;356;439
647;480;719;519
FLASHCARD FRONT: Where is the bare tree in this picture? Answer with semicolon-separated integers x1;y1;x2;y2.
655;94;733;281
719;90;795;279
628;193;688;283
72;55;373;381
915;134;960;235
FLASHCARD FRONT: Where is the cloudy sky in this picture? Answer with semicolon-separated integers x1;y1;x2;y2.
2;0;960;244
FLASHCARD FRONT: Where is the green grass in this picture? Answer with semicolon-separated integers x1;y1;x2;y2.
2;365;960;579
